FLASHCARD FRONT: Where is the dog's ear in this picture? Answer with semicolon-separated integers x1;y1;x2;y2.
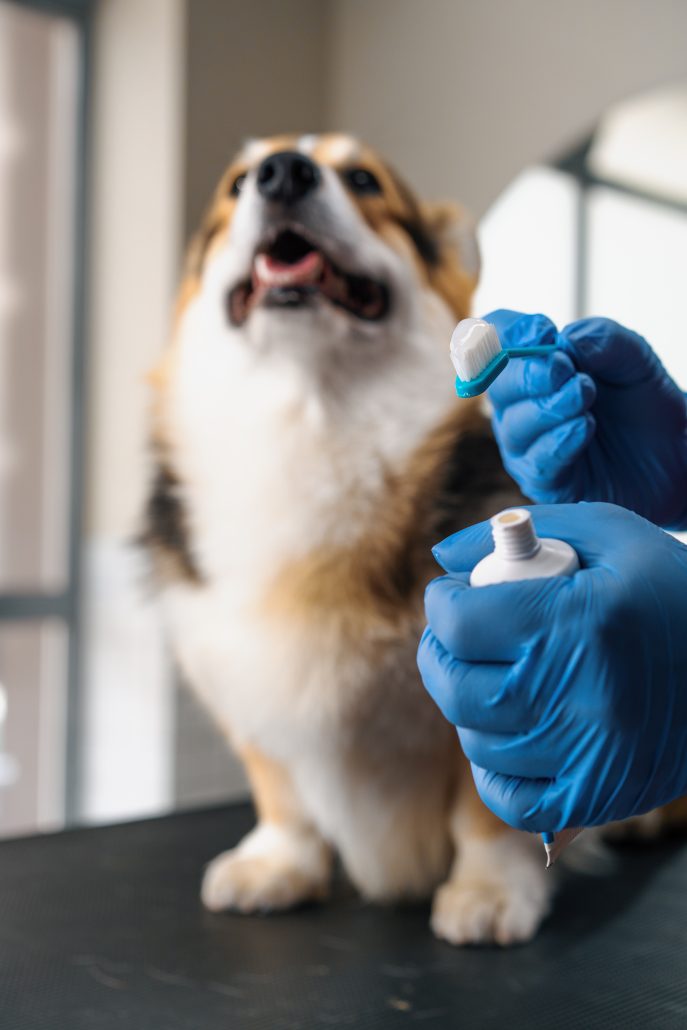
422;201;480;283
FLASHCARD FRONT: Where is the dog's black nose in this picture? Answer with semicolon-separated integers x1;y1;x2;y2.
256;151;320;204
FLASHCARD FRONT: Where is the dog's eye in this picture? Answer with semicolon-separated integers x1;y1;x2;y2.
344;168;382;195
230;173;247;197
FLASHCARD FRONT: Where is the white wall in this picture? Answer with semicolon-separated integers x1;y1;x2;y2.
184;0;328;236
326;0;687;218
83;0;186;822
87;0;185;539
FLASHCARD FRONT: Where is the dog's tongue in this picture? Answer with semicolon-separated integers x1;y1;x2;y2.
254;251;323;289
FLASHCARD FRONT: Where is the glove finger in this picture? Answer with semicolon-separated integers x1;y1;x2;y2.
458;728;558;780
517;414;596;495
471;765;560;833
482;309;558;350
417;627;529;732
516;501;662;568
424;573;565;662
479;309;526;337
487;351;576;410
431;522;494;575
559;318;658;385
495;373;596;456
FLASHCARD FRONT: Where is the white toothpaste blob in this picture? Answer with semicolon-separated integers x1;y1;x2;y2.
449;317;503;382
469;508;581;866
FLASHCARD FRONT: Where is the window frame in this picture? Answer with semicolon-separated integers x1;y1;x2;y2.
553;134;687;320
0;0;94;824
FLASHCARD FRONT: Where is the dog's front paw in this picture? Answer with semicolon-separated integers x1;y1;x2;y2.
201;822;331;914
431;833;551;947
431;879;545;947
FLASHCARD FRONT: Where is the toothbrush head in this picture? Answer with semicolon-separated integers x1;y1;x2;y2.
450;317;508;398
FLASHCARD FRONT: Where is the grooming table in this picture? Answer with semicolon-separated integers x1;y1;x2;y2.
1;803;686;1029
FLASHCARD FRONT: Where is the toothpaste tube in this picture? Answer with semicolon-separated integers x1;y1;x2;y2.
469;507;582;866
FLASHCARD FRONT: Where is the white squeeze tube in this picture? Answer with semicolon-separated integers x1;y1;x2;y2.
470;508;583;866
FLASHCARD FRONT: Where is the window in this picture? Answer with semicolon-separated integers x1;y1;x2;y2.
475;84;687;387
0;0;91;835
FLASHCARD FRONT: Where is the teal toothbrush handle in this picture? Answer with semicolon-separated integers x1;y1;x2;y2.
506;344;556;356
454;340;556;398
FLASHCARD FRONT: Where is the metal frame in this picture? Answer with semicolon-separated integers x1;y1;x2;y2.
553;135;687;320
0;0;94;823
7;0;91;15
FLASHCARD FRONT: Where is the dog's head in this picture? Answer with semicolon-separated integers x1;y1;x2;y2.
147;136;486;585
171;134;479;374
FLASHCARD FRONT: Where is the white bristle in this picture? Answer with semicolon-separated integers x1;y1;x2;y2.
449;318;502;381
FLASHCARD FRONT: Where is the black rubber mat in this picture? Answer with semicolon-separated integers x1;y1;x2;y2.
1;803;686;1029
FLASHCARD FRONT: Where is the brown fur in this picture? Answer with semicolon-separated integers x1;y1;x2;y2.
239;744;312;827
262;403;520;644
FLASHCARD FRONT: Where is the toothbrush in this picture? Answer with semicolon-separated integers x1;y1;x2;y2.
450;317;555;398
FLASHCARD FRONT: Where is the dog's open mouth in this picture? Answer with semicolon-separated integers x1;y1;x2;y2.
227;228;390;326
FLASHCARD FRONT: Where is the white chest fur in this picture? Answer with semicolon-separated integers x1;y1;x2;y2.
168;287;457;598
161;287;458;825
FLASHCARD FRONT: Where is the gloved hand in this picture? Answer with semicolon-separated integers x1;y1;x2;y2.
417;503;687;833
484;310;687;529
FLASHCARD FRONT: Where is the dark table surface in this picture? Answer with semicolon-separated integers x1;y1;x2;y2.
1;802;687;1030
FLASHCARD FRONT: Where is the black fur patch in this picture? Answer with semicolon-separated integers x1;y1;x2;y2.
398;216;440;267
384;166;441;268
142;463;202;584
434;423;527;543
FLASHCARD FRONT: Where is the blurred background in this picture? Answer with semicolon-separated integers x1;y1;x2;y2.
0;0;685;838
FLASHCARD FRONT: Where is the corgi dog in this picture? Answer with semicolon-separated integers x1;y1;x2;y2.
144;133;552;946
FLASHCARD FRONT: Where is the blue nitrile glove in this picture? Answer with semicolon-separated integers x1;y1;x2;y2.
417;503;687;833
484;310;687;529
